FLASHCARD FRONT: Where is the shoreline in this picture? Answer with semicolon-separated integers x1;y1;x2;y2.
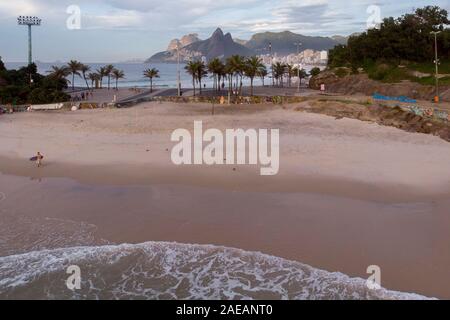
2;100;450;299
1;157;449;203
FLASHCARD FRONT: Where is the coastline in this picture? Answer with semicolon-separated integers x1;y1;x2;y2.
2;100;450;298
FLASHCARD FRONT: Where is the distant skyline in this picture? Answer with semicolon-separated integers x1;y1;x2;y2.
0;0;449;62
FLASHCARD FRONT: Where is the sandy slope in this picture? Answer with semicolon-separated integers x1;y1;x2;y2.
1;101;450;200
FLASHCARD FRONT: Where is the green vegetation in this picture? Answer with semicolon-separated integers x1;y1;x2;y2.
0;59;69;105
334;68;349;78
310;67;321;77
143;68;160;93
327;6;450;86
186;55;314;97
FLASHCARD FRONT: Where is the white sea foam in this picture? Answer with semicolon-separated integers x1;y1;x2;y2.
0;242;432;300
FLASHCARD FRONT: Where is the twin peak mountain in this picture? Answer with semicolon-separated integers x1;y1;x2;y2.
147;28;345;63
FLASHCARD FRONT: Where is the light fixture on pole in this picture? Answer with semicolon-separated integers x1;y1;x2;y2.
294;42;302;93
269;42;274;87
176;41;181;97
17;16;42;65
430;31;441;103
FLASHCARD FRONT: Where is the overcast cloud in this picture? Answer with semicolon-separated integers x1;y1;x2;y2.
0;0;448;62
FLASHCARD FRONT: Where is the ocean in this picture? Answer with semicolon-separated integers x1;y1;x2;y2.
0;173;433;300
4;62;317;89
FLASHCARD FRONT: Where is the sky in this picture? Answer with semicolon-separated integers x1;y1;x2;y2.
0;0;449;62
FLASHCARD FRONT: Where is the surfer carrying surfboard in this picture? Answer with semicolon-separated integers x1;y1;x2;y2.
35;152;43;168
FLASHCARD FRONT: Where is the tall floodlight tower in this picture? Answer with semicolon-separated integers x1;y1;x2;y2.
17;16;42;65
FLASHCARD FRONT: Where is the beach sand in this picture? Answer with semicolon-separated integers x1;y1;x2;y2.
1;100;450;298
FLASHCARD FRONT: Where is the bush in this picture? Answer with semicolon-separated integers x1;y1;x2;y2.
334;68;349;78
310;67;321;77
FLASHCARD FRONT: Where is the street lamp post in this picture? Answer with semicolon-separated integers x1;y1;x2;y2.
294;42;302;93
430;31;441;103
176;41;181;97
17;16;42;65
269;42;274;87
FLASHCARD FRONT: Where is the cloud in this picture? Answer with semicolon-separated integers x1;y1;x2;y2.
0;0;40;17
1;0;448;61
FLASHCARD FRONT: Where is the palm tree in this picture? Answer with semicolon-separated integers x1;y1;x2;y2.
88;73;100;88
96;67;106;88
208;58;224;92
286;64;295;87
196;61;208;94
67;60;82;91
80;63;91;90
185;61;199;96
258;67;268;87
298;68;308;87
112;69;125;90
244;56;265;96
227;55;245;95
223;58;233;95
273;62;287;87
47;65;70;90
143;68;159;93
104;64;115;90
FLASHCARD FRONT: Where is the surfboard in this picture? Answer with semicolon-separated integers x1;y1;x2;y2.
30;156;44;161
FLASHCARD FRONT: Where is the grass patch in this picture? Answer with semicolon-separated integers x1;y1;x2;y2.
362;60;450;85
408;61;450;75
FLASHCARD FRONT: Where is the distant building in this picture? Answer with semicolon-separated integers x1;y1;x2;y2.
320;50;328;61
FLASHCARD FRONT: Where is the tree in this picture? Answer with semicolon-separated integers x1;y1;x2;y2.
328;6;450;68
196;61;208;94
67;60;82;91
273;62;286;87
80;64;91;91
286;64;296;87
143;68;159;93
104;64;115;90
0;57;5;72
185;61;199;96
258;67;268;87
227;55;245;96
112;69;125;90
310;67;321;77
298;68;308;86
244;56;265;96
208;58;225;92
47;65;71;90
88;73;100;88
96;67;106;88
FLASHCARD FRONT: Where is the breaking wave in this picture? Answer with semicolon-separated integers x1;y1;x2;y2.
0;242;431;300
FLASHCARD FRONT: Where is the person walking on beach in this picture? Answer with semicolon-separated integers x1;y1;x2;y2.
36;152;43;168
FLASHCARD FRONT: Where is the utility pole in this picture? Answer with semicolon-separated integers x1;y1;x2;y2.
269;42;274;87
294;42;302;93
177;41;181;97
431;31;441;103
17;16;41;65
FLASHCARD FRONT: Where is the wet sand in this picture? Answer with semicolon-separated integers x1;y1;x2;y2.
1;100;450;298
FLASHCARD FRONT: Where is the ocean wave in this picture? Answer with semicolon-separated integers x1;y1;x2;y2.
0;242;431;300
0;213;109;257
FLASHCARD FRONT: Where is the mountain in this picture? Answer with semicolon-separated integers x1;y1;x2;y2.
331;35;348;45
147;28;253;63
186;28;253;60
244;31;341;55
234;38;248;46
167;33;201;51
147;28;347;63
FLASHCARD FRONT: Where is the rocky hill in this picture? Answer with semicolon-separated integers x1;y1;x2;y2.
245;31;341;55
167;34;201;51
147;28;253;63
147;28;348;63
309;70;450;102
